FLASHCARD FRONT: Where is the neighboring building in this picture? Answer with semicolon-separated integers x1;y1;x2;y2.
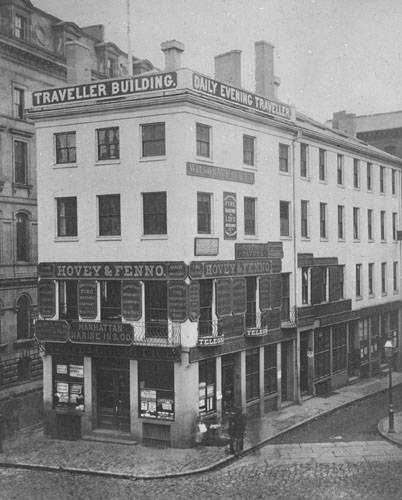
0;0;153;428
29;40;402;448
329;110;402;159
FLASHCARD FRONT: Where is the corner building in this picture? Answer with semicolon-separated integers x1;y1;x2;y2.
29;41;402;447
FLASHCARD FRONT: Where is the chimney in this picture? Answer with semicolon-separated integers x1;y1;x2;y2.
331;111;357;137
255;40;277;99
214;50;242;87
161;40;184;71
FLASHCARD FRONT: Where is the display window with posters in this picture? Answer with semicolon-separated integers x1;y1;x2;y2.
138;361;174;420
198;358;216;414
53;356;85;411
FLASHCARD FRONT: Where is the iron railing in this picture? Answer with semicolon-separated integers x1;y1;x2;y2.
197;319;223;338
281;306;298;327
132;321;181;347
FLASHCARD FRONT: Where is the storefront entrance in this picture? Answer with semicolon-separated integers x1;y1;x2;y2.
221;357;235;411
96;361;130;432
300;338;309;393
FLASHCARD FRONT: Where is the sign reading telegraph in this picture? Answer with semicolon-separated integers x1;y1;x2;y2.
32;72;177;106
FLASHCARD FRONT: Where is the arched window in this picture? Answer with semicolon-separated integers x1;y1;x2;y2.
17;295;30;339
16;213;29;262
18;356;31;381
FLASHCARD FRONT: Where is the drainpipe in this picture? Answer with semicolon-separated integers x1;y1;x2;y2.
292;129;302;404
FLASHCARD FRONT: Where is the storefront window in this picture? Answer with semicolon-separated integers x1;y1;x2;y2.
101;281;121;320
264;345;277;395
332;324;347;373
246;348;260;401
199;359;216;414
359;319;369;362
53;356;84;411
370;316;380;357
139;361;174;420
314;328;330;379
59;280;78;320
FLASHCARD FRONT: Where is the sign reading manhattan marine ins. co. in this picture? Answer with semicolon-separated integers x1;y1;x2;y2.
31;72;177;106
192;73;293;120
38;262;187;280
70;321;133;346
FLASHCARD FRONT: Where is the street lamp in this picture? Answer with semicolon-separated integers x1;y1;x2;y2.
384;337;395;433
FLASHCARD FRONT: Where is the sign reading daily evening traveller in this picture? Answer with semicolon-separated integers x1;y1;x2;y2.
193;73;292;120
32;72;177;106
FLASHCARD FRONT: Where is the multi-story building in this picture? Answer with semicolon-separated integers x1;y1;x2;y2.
0;0;153;429
29;40;402;448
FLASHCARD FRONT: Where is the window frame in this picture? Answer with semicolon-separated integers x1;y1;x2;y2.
319;148;327;181
353;159;360;189
337;154;344;185
393;262;399;293
264;345;278;395
246;347;260;402
16;212;30;262
353;207;360;240
337;205;344;240
15;13;28;40
356;263;362;298
244;197;256;236
280;200;290;237
319;202;327;239
300;143;308;178
381;262;387;294
56;197;78;238
14;139;28;185
368;209;373;241
243;135;255;166
380;211;386;241
380;166;385;194
301;200;309;238
197;192;212;234
13;87;25;119
392;170;397;195
96;127;120;161
98;194;121;237
143;191;167;236
196;123;211;158
392;212;397;241
279;144;289;173
55;131;77;164
368;263;374;296
367;162;373;191
141;122;166;158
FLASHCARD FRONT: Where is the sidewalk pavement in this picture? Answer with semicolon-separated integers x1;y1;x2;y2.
1;373;402;480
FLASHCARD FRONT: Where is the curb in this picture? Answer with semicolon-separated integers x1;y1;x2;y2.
377;415;402;448
1;384;400;480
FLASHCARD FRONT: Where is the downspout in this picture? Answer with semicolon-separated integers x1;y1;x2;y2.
292;129;302;404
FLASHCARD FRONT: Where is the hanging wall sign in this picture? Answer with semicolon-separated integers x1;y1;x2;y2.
216;278;232;317
188;281;200;322
79;281;97;319
35;320;69;343
223;192;237;240
232;278;247;315
38;280;56;318
70;321;133;345
122;281;142;321
168;281;188;322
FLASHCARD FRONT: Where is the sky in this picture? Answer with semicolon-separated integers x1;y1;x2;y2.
34;0;402;123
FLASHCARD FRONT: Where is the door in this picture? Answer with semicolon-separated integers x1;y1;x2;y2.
97;369;130;431
221;363;235;411
281;344;288;401
300;339;309;393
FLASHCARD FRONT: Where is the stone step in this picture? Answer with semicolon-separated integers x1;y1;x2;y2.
83;430;138;446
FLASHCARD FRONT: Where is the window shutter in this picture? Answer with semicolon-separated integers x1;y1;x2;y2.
311;266;323;305
270;274;282;309
329;265;341;302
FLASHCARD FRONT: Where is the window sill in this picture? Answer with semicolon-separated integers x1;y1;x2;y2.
301;236;310;241
369;294;375;299
353;239;361;243
53;163;78;169
139;156;167;163
299;176;311;182
54;237;79;242
353;187;361;191
141;234;168;240
337;238;345;242
195;156;214;163
12;182;33;194
320;237;329;242
95;159;121;166
96;235;122;241
356;296;363;301
337;184;345;188
393;290;399;295
244;235;258;240
243;164;257;170
381;292;388;297
280;235;292;240
279;170;291;176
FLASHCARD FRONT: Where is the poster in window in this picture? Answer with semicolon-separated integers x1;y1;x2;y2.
56;364;68;375
168;281;188;322
232;278;246;314
56;382;68;393
188;281;200;321
78;281;97;319
122;281;142;321
38;280;56;318
223;192;237;239
69;364;84;378
216;279;232;317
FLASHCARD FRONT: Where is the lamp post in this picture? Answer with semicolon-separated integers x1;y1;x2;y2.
384;337;395;433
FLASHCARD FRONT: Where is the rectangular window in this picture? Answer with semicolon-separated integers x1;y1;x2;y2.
196;123;211;158
353;207;360;240
197;192;211;234
302;267;309;304
14;140;27;184
392;212;397;241
246;348;259;402
301;200;309;238
139;361;174;420
279;144;289;173
337;205;344;239
243;135;255;166
332;324;347;373
392;170;397;195
359;319;369;362
246;277;257;328
380;211;386;241
13;87;25;119
145;281;168;337
107;58;116;77
320;202;327;239
199;280;213;336
368;263;374;295
356;264;362;298
380;166;385;193
59;281;78;320
314;328;330;379
244;197;256;235
264;345;277;395
97;127;119;160
199;359;216;414
353;159;360;188
57;197;77;237
52;355;84;411
381;262;387;294
98;194;121;236
55;132;76;164
339;265;345;300
142;123;166;157
143;192;167;235
337;154;344;185
281;273;290;322
321;266;328;302
101;281;121;320
280;201;290;237
300;143;308;177
367;162;373;191
15;14;27;39
368;209;373;241
319;148;326;181
393;262;398;292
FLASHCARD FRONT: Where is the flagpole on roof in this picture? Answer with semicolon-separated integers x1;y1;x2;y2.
127;0;133;76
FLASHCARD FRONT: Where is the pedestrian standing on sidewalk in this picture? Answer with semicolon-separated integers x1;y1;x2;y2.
233;407;247;453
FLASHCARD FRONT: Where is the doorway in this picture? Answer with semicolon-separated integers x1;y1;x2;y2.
221;359;235;411
97;365;130;432
300;338;309;393
281;343;289;401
